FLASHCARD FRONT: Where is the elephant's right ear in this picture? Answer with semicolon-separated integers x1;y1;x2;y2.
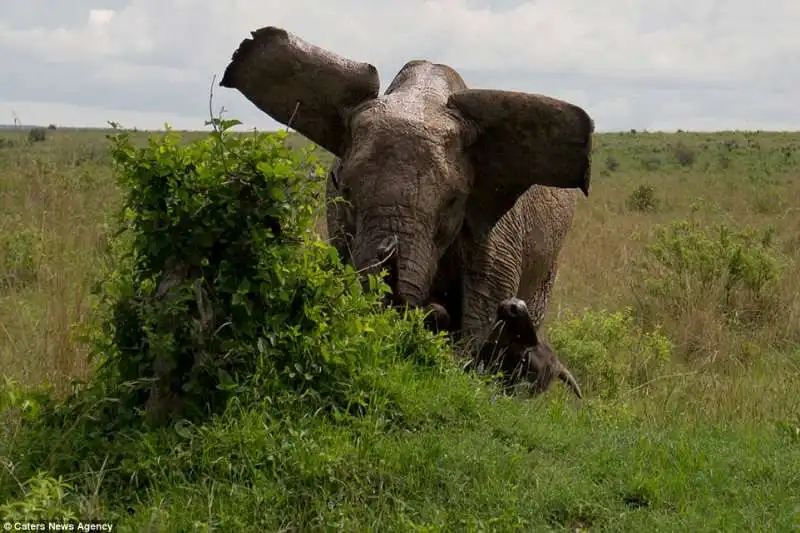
220;27;380;156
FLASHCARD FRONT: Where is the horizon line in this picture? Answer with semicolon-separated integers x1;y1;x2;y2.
1;124;798;135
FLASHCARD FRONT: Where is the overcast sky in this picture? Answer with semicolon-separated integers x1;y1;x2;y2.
1;0;798;132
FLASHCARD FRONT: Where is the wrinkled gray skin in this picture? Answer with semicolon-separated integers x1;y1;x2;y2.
478;297;582;398
220;26;594;347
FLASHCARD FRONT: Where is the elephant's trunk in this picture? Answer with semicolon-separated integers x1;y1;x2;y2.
352;214;438;311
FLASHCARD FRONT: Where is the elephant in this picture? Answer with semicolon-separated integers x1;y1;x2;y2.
219;26;593;351
477;297;583;398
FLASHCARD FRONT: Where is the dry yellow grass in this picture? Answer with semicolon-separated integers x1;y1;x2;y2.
1;130;115;387
555;133;800;336
550;131;800;423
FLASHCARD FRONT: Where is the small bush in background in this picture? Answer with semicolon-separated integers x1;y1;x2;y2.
632;219;792;362
626;184;660;212
28;127;47;143
548;307;671;399
673;142;696;167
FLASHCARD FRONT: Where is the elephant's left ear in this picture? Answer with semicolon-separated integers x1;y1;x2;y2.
447;89;594;197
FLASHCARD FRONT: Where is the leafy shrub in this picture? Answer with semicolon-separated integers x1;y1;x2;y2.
637;221;785;318
626;184;659;212
28;127;46;143
0;472;77;522
548;308;671;399
673;142;696;167
632;220;790;361
605;156;620;172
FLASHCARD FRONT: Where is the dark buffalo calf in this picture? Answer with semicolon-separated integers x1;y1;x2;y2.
477;297;582;398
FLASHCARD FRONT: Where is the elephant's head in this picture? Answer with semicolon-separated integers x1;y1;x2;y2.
480;297;582;398
220;27;593;314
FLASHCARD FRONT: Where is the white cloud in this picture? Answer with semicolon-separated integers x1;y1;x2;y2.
1;0;798;131
88;9;115;27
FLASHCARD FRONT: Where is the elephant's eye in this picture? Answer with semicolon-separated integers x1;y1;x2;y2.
444;192;468;213
444;195;461;211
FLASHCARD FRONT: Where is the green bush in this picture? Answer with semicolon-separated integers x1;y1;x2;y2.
673;142;696;167
634;220;788;333
626;184;660;212
28;127;46;143
548;308;672;399
0;472;78;522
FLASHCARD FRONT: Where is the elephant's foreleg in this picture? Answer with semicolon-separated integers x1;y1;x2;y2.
519;266;558;331
457;243;524;350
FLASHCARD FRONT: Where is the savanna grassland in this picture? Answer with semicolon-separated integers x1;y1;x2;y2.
0;124;798;531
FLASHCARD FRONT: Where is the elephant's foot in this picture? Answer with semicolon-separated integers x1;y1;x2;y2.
421;301;451;333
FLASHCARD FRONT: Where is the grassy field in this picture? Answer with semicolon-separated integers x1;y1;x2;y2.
0;126;798;531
